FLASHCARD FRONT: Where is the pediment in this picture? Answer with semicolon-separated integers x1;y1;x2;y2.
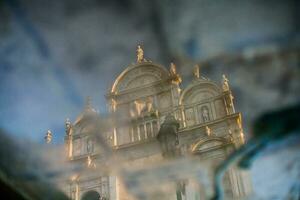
121;74;160;91
180;82;221;105
111;63;169;94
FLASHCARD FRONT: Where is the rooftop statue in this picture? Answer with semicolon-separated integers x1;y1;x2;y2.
169;62;177;75
222;74;230;91
169;62;182;84
193;64;200;79
136;45;144;63
65;118;71;136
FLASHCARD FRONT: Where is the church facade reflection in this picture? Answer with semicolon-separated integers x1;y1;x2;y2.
54;46;251;200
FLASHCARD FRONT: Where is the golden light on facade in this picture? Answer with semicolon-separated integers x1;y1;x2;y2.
193;64;200;79
222;74;230;91
70;174;79;182
136;45;144;63
205;126;211;136
46;45;252;200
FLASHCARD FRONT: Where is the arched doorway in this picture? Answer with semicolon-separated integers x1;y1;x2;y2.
81;190;101;200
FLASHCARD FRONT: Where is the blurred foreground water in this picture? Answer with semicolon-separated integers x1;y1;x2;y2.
0;112;299;200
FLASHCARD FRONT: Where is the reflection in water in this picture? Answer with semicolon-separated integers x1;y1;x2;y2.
81;191;101;200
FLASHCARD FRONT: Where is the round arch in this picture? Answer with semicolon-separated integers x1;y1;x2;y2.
191;136;228;153
110;62;170;94
179;80;221;105
81;190;101;200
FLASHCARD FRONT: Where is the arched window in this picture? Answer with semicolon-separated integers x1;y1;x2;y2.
192;138;226;154
81;190;101;200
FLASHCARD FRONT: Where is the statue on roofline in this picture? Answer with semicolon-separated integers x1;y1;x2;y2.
65;118;71;136
137;45;144;63
193;64;200;79
222;74;230;91
170;62;177;75
169;62;182;84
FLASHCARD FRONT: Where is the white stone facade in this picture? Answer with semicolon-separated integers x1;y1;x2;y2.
61;50;251;200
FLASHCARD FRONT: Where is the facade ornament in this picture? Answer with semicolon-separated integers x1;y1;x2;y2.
169;62;177;76
87;155;92;167
169;62;182;84
202;106;210;122
227;93;235;113
193;64;200;79
146;97;154;112
45;130;52;144
237;117;242;129
228;129;234;142
222;74;230;91
205;126;211;136
134;99;146;116
136;45;144;63
57;47;250;198
65;118;71;136
65;118;73;158
111;98;117;112
129;103;136;118
87;138;94;153
87;155;96;168
70;174;79;182
229;93;234;106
